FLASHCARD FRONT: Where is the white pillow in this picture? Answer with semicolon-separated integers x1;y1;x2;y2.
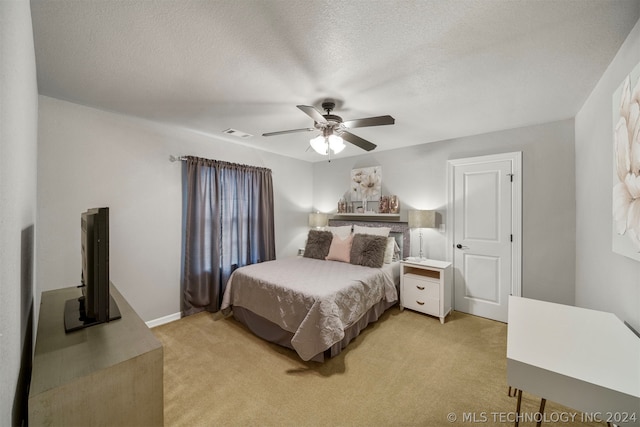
383;237;395;263
327;225;352;239
383;237;401;263
393;239;401;261
353;225;390;237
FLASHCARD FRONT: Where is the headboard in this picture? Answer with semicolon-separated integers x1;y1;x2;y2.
328;219;410;260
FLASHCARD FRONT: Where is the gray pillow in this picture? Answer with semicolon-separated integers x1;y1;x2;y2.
303;230;333;260
350;234;387;268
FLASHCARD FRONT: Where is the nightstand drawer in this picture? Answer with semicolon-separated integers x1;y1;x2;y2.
403;274;439;299
402;292;439;315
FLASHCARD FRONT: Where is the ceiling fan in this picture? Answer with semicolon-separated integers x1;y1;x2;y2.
262;100;395;155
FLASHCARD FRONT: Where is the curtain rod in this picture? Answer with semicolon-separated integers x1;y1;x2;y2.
168;155;272;174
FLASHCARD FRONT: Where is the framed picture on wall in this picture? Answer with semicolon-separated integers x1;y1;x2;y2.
612;60;640;262
351;166;382;203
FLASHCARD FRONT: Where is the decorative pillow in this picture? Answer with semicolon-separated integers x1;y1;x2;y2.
350;234;388;268
327;225;352;239
325;234;353;263
303;230;333;260
383;237;397;264
392;239;401;261
353;225;391;237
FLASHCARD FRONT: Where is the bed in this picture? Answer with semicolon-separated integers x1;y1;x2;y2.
220;221;409;362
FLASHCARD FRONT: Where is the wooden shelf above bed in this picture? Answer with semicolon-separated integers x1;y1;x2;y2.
332;213;400;219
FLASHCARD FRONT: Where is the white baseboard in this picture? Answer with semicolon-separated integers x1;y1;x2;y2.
146;312;181;328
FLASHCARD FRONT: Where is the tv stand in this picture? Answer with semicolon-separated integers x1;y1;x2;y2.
29;283;163;426
63;294;122;332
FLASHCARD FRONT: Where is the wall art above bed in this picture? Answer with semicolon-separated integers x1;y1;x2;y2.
344;166;396;214
351;166;381;202
613;60;640;262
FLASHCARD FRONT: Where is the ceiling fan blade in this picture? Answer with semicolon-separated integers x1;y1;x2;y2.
262;128;315;137
297;105;327;123
343;115;395;128
341;131;377;151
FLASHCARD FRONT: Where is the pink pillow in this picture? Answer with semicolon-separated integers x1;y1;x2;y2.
325;234;353;263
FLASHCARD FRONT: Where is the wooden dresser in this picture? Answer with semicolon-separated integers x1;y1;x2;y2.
28;283;163;426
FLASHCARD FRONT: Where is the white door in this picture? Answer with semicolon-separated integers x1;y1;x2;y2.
447;153;521;322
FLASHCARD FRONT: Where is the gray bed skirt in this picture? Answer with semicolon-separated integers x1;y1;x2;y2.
231;298;397;362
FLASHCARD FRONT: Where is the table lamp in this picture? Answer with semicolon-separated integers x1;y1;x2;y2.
408;210;435;259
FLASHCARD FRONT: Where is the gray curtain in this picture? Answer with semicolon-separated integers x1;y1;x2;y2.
181;156;275;315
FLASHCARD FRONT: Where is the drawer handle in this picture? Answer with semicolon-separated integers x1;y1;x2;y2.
416;301;425;305
416;286;425;290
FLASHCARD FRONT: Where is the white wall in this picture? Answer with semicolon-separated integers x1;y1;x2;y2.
36;97;312;322
0;0;39;425
313;119;576;305
575;17;640;330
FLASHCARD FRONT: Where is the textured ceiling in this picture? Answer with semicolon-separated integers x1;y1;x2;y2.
30;0;640;162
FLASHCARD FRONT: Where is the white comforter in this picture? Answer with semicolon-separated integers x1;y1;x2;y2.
220;257;398;361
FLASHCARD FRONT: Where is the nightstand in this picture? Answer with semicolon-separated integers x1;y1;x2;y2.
400;259;452;324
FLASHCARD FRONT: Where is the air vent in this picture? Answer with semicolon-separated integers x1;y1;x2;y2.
222;128;253;138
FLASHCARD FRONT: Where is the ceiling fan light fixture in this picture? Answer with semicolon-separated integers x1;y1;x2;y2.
310;135;329;155
309;134;345;156
328;134;345;153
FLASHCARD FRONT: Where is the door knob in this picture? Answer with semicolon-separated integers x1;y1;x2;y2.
456;244;468;249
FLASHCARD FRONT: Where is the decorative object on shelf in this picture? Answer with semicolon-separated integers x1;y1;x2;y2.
351;166;381;207
389;195;400;213
353;202;365;213
408;210;435;259
337;198;347;213
612;59;640;262
378;196;389;213
308;212;328;229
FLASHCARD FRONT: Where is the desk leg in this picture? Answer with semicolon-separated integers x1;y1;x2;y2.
514;389;522;427
536;398;546;427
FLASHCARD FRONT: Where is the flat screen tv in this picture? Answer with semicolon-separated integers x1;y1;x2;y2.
64;207;121;332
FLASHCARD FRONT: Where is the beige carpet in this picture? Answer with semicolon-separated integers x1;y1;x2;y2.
152;308;605;427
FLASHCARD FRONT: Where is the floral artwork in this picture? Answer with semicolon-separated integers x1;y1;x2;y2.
351;166;382;202
613;61;640;261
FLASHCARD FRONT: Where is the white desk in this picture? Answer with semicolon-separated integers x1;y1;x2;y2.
507;296;640;426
